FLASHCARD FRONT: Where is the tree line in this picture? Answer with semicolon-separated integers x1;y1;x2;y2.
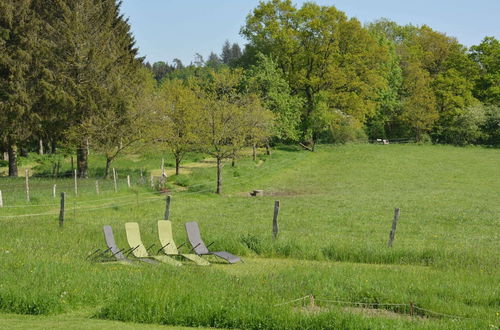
1;0;499;192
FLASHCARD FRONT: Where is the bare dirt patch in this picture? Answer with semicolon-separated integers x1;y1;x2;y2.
150;158;218;177
343;307;428;321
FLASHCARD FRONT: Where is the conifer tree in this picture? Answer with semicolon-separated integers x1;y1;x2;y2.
0;0;41;176
43;0;143;177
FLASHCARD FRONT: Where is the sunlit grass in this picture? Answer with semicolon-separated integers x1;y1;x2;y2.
0;144;498;329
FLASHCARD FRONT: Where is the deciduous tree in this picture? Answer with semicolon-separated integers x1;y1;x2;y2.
153;79;201;175
242;0;388;148
193;68;273;193
470;37;500;106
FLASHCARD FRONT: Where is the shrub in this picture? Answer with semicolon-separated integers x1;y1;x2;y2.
434;104;487;145
481;105;500;146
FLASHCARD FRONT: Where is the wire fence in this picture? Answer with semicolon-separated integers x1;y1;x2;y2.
0;195;163;219
0;150;306;215
274;295;481;320
0;151;301;219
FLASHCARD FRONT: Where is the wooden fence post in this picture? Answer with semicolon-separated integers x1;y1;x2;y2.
59;192;65;227
150;175;154;188
74;169;78;196
95;180;99;194
0;190;3;208
127;175;131;188
164;195;172;220
309;295;315;308
25;169;30;202
52;184;57;198
388;208;400;247
161;158;166;177
113;168;117;192
273;200;280;239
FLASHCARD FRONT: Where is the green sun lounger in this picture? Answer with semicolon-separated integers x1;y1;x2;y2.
158;220;210;266
125;222;182;266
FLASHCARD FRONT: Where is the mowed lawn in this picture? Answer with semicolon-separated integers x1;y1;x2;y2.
0;144;499;329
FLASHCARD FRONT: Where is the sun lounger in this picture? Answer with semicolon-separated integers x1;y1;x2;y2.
125;222;182;266
89;225;133;264
157;220;209;266
185;221;241;264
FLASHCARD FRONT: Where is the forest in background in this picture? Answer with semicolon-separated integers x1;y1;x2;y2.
1;0;499;181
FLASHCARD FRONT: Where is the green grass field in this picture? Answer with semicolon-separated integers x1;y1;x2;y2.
0;144;499;329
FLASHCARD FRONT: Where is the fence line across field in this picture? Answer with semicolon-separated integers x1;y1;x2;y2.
2;164;488;214
274;295;480;320
0;149;304;193
1;190;162;208
0;196;163;219
0;153;299;205
0;169;279;217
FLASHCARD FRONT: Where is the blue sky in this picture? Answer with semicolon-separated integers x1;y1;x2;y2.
120;0;500;65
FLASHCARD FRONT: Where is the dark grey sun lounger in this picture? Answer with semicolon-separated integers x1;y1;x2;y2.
185;221;241;264
101;225;133;264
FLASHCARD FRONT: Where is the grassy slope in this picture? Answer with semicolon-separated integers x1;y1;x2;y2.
0;144;499;329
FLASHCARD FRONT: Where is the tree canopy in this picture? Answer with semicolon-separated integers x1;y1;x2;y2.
1;0;498;180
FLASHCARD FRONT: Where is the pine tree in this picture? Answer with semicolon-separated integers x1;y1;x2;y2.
43;0;143;178
221;40;242;65
0;0;42;176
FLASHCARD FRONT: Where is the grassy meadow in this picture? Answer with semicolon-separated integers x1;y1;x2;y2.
0;144;499;329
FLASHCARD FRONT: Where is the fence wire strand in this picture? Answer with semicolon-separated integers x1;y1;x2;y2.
274;295;481;321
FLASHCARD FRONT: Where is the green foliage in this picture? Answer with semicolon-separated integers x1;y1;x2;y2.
150;61;174;82
2;0;498;187
244;53;303;141
242;0;388;145
366;24;404;139
480;104;500;145
0;0;41;156
366;20;486;142
433;104;486;145
220;40;242;66
470;37;500;105
153;78;202;175
190;68;274;193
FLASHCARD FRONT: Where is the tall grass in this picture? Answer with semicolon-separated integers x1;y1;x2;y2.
0;144;498;328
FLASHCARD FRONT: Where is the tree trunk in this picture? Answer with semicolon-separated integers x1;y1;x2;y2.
51;140;57;154
104;157;112;179
39;139;44;155
265;142;271;155
252;144;256;161
231;156;235;167
216;156;222;194
8;144;18;177
20;147;28;157
175;157;181;175
311;132;318;152
77;142;88;178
